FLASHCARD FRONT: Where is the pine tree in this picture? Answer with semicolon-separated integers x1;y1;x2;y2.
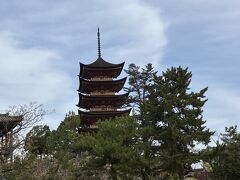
204;126;240;180
142;66;214;180
25;125;51;157
124;64;158;172
76;116;160;179
124;63;157;119
47;111;79;154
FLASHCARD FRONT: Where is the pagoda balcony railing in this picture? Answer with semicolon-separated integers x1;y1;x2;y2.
90;107;117;111
90;91;115;95
89;124;98;128
91;77;113;81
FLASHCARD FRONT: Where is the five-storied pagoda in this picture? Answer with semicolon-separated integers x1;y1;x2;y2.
77;29;131;133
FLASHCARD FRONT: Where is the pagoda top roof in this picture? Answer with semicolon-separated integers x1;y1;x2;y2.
82;57;125;68
79;59;124;79
83;57;124;68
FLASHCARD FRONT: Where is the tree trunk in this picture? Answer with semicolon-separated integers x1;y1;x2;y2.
178;169;184;180
110;166;117;180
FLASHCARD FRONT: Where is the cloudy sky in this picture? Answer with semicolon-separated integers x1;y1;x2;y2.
0;0;240;135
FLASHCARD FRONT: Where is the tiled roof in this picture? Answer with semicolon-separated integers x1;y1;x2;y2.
0;114;23;136
85;57;124;68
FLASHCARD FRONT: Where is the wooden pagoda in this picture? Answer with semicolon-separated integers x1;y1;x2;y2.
0;113;22;158
77;29;131;133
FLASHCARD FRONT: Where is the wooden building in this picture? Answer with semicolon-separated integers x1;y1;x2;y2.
77;29;131;133
0;113;22;160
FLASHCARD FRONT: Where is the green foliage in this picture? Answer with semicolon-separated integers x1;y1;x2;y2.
3;112;84;179
204;126;240;180
1;155;82;180
125;66;213;178
124;63;157;117
25;125;51;156
141;66;214;179
3;64;219;179
76;116;160;179
47;111;79;153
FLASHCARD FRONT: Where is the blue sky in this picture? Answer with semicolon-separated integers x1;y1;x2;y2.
0;0;239;135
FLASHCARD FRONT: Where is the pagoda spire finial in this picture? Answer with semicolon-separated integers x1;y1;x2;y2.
97;28;101;58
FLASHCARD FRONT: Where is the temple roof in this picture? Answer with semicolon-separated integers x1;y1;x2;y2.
78;77;127;94
84;57;124;68
79;108;131;126
77;93;129;109
0;114;23;137
80;58;125;69
79;59;124;79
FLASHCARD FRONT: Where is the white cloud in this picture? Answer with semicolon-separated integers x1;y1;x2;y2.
0;0;167;67
0;32;72;114
205;87;240;132
93;0;168;67
0;0;167;128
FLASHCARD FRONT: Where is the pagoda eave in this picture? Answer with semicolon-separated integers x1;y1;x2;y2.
79;109;131;126
79;60;125;79
80;57;124;68
78;77;127;94
77;93;129;109
80;68;123;79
